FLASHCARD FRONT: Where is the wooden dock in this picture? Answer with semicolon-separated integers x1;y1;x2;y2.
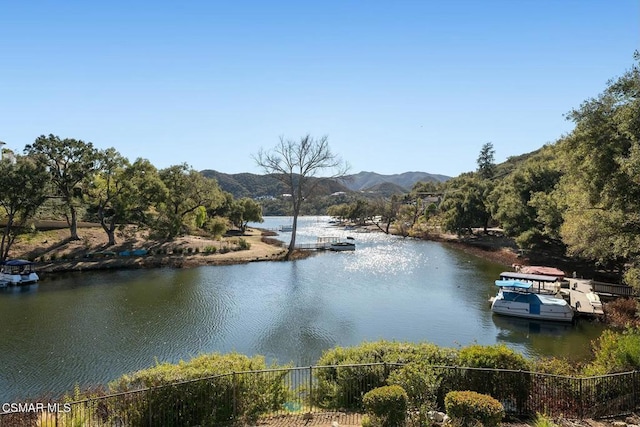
295;237;342;251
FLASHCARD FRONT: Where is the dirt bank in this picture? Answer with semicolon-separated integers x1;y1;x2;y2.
10;226;288;276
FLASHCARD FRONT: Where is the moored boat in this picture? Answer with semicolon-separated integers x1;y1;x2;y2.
330;241;356;251
490;279;574;323
0;259;39;285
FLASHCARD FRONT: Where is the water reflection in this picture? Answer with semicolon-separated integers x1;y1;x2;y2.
0;216;608;401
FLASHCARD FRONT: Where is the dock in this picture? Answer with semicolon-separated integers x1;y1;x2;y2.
566;279;605;317
295;237;343;251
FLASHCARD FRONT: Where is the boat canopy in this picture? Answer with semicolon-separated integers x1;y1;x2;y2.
495;279;532;289
499;271;560;283
519;266;565;279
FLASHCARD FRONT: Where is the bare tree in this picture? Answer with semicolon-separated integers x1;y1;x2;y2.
254;135;349;259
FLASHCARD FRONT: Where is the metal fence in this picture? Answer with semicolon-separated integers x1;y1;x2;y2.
2;363;640;426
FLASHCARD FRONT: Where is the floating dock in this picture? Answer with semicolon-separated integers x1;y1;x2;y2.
566;279;605;317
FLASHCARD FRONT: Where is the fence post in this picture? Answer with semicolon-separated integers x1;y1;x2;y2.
634;371;638;410
309;366;313;413
233;371;237;421
579;377;583;419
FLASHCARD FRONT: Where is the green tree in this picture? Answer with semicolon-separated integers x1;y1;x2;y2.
558;54;640;283
477;142;496;180
157;164;225;238
87;152;167;245
488;147;564;249
371;195;403;234
0;155;50;260
254;135;348;259
439;174;491;235
229;198;263;233
25;134;98;240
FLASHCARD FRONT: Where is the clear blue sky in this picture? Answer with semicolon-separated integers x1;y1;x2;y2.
1;1;638;177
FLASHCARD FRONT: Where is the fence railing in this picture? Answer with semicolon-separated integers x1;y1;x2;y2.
2;363;639;426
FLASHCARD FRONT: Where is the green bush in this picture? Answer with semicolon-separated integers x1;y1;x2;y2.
458;344;529;370
203;245;217;254
532;412;558;427
362;385;408;427
585;328;640;375
444;390;504;427
445;344;530;412
317;340;458;366
313;341;456;410
238;238;251;250
108;352;289;426
386;360;440;411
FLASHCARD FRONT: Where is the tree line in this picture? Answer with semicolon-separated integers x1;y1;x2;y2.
328;54;640;289
0;136;262;261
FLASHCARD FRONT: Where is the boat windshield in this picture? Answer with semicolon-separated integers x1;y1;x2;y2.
495;279;532;289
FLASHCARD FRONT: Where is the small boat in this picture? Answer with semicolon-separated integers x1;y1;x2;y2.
279;225;293;232
490;279;573;323
330;241;356;251
0;259;39;285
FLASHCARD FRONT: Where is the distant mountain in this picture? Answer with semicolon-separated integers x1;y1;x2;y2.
342;171;449;192
360;182;408;197
201;170;351;198
201;169;449;199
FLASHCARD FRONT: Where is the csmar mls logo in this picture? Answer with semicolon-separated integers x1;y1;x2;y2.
2;402;72;413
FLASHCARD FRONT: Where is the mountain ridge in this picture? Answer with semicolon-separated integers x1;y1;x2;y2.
201;170;450;198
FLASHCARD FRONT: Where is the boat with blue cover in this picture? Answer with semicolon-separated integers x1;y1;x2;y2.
490;279;574;322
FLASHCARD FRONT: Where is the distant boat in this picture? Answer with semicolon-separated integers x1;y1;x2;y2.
330;241;356;251
279;225;293;232
0;259;39;285
490;279;574;323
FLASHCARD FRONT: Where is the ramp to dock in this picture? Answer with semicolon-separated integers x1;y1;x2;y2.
567;279;605;316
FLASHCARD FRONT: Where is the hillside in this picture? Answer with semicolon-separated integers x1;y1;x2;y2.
343;171;449;191
201;169;450;198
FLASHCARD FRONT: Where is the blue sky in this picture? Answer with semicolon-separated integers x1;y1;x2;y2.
1;1;638;177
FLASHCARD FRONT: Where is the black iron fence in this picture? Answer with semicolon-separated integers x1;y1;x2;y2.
1;363;639;426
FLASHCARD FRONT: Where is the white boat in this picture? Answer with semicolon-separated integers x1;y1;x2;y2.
279;225;293;232
490;279;573;323
0;259;40;285
330;241;356;251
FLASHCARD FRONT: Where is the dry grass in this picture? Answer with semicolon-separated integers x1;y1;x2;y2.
10;224;287;273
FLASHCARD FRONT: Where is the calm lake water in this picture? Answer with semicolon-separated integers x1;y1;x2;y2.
0;216;605;401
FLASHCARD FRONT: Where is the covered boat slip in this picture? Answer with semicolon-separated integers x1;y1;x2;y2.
498;271;564;294
497;272;604;318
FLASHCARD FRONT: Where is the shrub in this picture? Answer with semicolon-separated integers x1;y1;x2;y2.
238;238;251;250
585;328;640;375
446;344;530;412
362;385;408;427
314;341;456;410
458;344;529;370
532;412;558;427
203;246;217;254
386;361;440;411
109;352;290;425
444;390;504;427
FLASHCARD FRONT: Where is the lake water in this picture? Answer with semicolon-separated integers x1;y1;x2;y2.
0;216;605;401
